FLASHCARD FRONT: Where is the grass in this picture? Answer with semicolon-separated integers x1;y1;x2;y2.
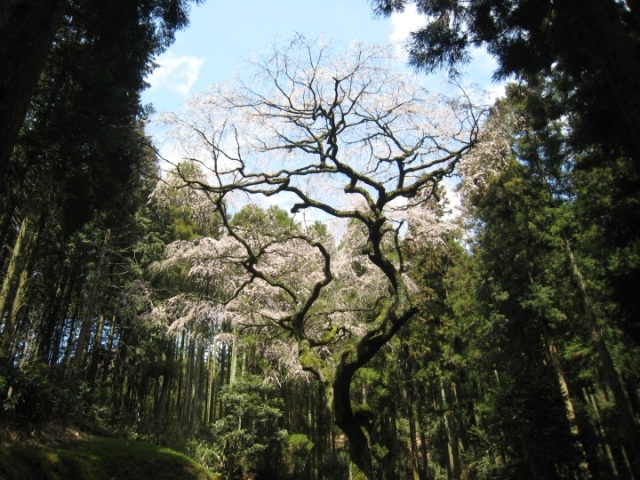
0;436;219;480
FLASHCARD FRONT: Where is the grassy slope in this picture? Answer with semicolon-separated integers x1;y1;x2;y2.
0;436;218;480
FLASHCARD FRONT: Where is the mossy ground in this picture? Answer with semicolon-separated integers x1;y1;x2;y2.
0;435;218;480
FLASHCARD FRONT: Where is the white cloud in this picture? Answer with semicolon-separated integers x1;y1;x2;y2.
389;4;423;43
388;4;424;59
387;7;505;99
147;52;204;97
464;46;506;101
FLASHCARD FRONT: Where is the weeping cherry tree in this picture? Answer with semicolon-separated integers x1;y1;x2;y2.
153;35;483;476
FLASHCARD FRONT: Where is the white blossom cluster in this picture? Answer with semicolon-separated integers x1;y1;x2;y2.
146;36;484;383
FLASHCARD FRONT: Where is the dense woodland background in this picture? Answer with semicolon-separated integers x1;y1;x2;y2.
1;1;639;479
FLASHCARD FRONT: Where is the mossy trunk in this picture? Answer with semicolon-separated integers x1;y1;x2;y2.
0;214;38;362
332;298;418;478
333;356;373;477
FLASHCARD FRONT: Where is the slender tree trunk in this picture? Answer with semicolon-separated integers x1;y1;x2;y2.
190;341;205;432
561;236;640;478
3;208;43;363
547;336;592;477
584;387;622;478
203;350;211;426
73;228;110;368
86;311;106;386
229;328;238;387
38;271;69;363
155;340;174;428
17;319;38;366
419;426;430;480
441;381;461;480
0;214;35;361
207;341;218;423
0;208;17;269
0;0;66;178
101;312;118;382
40;258;81;364
61;287;83;367
216;344;228;418
175;331;186;418
6;251;32;361
183;334;195;423
406;396;421;480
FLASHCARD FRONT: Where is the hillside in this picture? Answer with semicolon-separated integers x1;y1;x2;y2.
0;434;217;480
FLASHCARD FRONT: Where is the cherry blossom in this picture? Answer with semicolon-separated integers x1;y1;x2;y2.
150;35;483;474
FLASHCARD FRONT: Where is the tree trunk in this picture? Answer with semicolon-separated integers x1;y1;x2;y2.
207;341;218;424
190;341;205;432
61;289;82;366
331;295;417;478
101;312;118;382
584;387;622;478
86;312;106;386
183;334;195;422
175;331;186;417
547;336;592;477
333;356;374;478
406;397;422;480
37;269;71;363
155;340;174;427
229;328;238;387
441;382;462;480
73;228;110;368
0;214;36;361
0;0;66;178
6;251;32;361
561;236;640;478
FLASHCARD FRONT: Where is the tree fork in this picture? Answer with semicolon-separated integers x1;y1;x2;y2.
332;303;418;477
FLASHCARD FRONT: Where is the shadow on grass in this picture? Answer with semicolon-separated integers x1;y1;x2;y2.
0;436;218;480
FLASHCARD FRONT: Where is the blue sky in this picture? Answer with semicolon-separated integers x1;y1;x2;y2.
142;1;502;115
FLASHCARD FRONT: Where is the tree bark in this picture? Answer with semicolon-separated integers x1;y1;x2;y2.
332;302;418;478
0;214;36;361
333;356;374;478
6;251;33;361
584;387;622;477
183;335;195;422
73;228;110;367
547;336;593;477
561;236;640;478
404;390;422;480
441;382;462;480
207;341;218;423
155;340;174;427
0;0;66;178
190;341;205;432
86;312;106;386
229;327;238;387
